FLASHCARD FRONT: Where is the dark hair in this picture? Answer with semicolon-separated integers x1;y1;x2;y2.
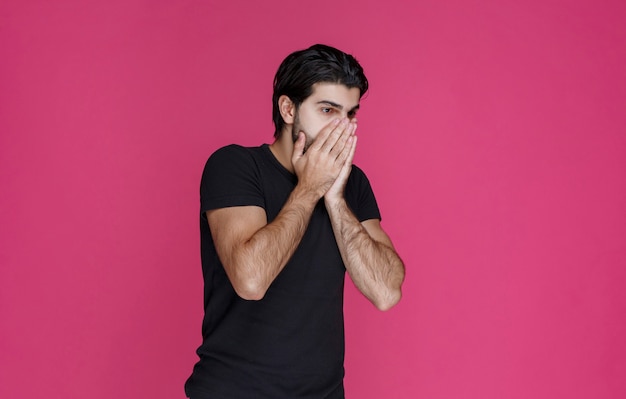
272;44;369;138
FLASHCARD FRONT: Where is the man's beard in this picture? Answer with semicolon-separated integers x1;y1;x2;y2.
292;112;312;153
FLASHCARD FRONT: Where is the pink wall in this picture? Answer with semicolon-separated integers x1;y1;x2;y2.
1;0;625;398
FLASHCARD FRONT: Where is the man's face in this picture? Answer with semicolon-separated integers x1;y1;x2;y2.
291;82;361;150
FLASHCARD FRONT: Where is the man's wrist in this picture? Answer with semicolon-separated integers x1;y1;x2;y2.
324;194;346;210
292;183;325;205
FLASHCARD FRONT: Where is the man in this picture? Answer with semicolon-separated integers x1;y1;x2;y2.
185;44;405;399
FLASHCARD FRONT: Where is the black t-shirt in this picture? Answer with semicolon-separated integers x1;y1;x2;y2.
185;144;381;399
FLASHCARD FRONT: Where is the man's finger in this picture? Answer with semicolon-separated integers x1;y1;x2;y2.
330;122;356;160
292;132;306;162
335;131;356;166
309;118;343;153
320;118;350;154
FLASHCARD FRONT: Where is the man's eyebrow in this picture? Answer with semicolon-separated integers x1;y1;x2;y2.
316;100;360;112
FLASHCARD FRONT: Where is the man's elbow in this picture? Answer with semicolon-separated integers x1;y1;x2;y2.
375;265;405;311
224;256;269;300
374;289;402;312
232;278;268;301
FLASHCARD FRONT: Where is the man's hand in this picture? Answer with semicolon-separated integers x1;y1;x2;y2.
291;118;356;199
324;125;357;204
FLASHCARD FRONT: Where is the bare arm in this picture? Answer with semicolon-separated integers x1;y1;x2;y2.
208;119;355;300
325;200;405;311
207;186;318;300
324;135;405;311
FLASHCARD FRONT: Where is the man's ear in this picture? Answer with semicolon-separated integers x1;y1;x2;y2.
278;95;296;124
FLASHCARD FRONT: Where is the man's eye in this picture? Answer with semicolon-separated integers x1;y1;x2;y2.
321;108;333;114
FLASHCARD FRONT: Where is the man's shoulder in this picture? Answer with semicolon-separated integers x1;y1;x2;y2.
205;143;267;166
210;143;264;157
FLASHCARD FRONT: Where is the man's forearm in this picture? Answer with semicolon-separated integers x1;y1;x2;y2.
229;184;319;299
325;198;405;311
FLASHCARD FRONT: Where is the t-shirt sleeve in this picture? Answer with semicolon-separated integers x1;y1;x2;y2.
200;145;265;213
346;165;381;222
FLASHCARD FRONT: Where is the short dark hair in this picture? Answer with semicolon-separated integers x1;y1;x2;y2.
272;44;369;138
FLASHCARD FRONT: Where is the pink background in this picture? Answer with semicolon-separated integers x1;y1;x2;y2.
1;0;625;398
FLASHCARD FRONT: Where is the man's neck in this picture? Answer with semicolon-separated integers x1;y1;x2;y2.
269;129;295;174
